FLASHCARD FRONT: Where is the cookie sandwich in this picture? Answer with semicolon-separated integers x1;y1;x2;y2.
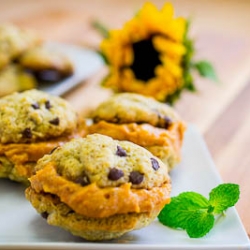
0;89;84;183
18;45;74;83
0;23;74;96
87;93;186;170
26;133;171;241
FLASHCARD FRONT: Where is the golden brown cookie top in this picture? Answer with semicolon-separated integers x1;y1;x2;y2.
0;89;78;143
91;93;181;128
36;133;170;189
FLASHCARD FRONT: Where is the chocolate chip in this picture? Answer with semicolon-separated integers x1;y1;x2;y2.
75;174;90;186
163;116;172;129
129;171;144;184
49;117;60;125
151;157;160;170
31;102;40;109
157;113;173;128
116;145;127;157
36;69;62;82
41;212;48;219
45;100;52;109
108;168;124;181
22;128;32;138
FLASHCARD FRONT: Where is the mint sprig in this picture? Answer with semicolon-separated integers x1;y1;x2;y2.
158;183;240;238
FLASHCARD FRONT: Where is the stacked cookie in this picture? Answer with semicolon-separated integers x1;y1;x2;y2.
26;133;171;240
0;23;74;97
18;45;74;83
0;89;84;183
87;93;186;171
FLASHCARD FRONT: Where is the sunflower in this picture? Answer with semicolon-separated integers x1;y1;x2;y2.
97;2;217;104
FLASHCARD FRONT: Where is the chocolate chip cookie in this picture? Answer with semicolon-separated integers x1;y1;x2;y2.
87;93;186;170
26;133;171;241
0;89;85;183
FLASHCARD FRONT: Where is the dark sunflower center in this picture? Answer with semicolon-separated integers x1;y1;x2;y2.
130;38;161;82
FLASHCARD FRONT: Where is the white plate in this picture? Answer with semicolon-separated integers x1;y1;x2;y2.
0;125;249;250
37;42;104;96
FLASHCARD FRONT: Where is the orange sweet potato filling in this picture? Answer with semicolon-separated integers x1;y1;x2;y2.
0;140;65;178
88;120;186;153
29;162;171;218
0;119;87;165
0;126;86;179
0;140;61;164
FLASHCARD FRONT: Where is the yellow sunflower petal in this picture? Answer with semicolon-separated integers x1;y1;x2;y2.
160;56;183;78
153;36;186;57
161;2;174;19
123;18;148;42
167;17;186;42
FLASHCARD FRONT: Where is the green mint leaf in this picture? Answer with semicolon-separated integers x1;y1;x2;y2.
158;192;209;229
186;210;215;238
209;183;240;214
158;183;240;238
194;60;218;82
